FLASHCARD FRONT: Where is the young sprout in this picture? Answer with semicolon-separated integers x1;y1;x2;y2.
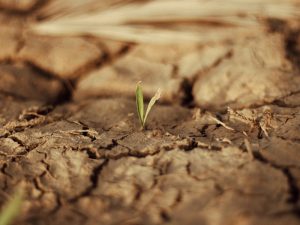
0;188;23;225
136;82;161;129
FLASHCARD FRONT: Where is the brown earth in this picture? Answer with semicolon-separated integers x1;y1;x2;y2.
0;1;300;225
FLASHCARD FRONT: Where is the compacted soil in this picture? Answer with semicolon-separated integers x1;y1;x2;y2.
0;1;300;225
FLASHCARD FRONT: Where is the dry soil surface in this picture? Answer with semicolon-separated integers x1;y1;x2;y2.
0;1;300;225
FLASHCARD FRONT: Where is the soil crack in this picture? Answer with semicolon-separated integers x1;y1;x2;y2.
253;151;300;215
69;159;109;202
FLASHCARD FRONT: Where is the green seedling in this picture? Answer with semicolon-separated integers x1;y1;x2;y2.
136;82;161;129
0;189;23;225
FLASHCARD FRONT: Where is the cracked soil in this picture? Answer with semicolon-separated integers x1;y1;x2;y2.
0;1;300;225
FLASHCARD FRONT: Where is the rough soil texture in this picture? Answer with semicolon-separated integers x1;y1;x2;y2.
1;1;300;225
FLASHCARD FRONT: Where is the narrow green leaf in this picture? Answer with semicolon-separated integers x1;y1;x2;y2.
0;189;23;225
143;88;161;127
136;81;144;127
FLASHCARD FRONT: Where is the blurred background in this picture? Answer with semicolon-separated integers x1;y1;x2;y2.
0;0;300;108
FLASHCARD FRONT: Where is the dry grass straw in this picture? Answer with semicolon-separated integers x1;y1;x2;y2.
31;0;300;44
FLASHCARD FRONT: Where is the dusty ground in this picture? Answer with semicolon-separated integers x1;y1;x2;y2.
0;1;300;225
